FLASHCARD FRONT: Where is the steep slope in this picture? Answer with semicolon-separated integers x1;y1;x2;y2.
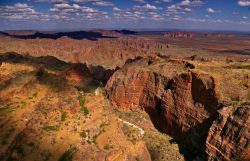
0;53;185;161
106;56;250;160
206;103;250;161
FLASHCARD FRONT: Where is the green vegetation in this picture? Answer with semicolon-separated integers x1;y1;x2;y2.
122;124;141;145
229;64;250;70
20;101;27;107
43;124;60;132
92;122;109;144
80;130;89;138
38;106;47;113
80;106;89;116
41;151;52;161
61;111;67;122
78;95;85;107
0;104;13;114
78;95;89;116
1;127;15;145
14;73;31;86
28;92;38;100
143;130;178;161
28;142;35;147
58;147;77;161
16;146;24;154
0;82;8;91
51;138;56;145
103;144;113;150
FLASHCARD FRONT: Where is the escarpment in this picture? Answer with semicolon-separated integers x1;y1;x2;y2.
105;56;250;160
206;103;250;161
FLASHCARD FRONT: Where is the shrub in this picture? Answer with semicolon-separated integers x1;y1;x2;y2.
61;111;67;122
1;127;15;145
80;106;89;116
43;124;60;132
58;147;77;161
78;95;89;116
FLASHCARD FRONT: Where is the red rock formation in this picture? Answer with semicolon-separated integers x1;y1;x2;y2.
106;57;250;160
106;57;222;156
164;32;195;38
65;64;93;86
206;103;250;161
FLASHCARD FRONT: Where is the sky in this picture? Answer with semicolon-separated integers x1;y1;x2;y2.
0;0;250;31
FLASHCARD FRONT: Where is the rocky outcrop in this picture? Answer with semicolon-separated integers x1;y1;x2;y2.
206;103;250;161
164;32;195;38
65;64;93;86
106;57;223;157
164;32;234;39
105;56;249;160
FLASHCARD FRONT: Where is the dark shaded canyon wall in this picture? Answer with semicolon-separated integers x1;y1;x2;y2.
105;58;249;160
105;59;222;152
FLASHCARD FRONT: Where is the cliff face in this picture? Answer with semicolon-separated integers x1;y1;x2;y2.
105;56;249;160
106;57;222;155
206;103;250;161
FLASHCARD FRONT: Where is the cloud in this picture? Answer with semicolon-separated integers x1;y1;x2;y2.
207;8;215;13
143;4;157;9
113;7;121;11
162;0;172;2
33;0;68;3
166;0;205;15
54;3;72;8
50;8;59;11
131;0;146;3
73;0;102;3
171;15;181;21
134;3;158;10
0;3;52;21
238;0;250;6
93;1;114;7
15;3;29;8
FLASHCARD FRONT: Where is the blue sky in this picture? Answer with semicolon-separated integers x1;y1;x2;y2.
0;0;250;31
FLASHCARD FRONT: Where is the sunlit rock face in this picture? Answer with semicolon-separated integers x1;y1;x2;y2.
206;103;250;161
106;56;249;160
106;57;222;156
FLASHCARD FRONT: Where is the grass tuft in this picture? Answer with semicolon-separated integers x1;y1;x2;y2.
78;95;89;116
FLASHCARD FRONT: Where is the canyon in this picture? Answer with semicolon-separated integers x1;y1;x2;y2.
106;56;250;160
0;30;249;161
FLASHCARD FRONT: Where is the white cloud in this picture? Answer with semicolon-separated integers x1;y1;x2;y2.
93;1;114;7
162;0;172;2
73;0;99;3
113;7;121;11
166;0;205;15
50;8;59;11
0;3;50;21
184;8;192;12
131;0;146;3
73;4;81;9
207;8;215;13
15;3;29;8
54;3;72;8
238;0;250;6
143;4;157;10
134;3;158;10
34;0;68;3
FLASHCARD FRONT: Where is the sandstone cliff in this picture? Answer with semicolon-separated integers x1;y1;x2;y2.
105;56;250;160
206;103;250;161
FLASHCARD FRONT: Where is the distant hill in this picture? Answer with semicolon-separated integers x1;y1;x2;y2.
0;29;137;40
